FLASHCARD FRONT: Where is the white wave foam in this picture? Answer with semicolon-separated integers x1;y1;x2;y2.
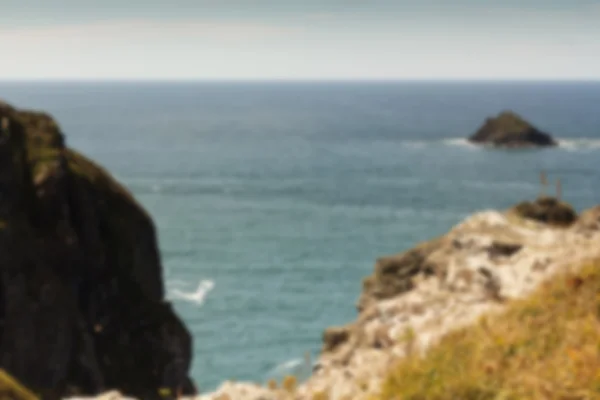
441;138;478;149
266;356;315;383
417;137;600;152
270;358;304;374
167;279;215;306
401;138;478;149
559;138;600;151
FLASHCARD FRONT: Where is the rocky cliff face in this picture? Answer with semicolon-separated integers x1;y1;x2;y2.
0;100;195;399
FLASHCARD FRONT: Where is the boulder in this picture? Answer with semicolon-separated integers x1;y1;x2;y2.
575;205;600;232
322;326;352;353
468;111;557;148
0;100;196;399
357;238;442;312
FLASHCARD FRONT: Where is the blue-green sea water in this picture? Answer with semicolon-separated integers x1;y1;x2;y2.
1;81;600;392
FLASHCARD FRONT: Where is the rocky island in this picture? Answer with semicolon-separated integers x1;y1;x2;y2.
0;100;196;399
468;111;558;148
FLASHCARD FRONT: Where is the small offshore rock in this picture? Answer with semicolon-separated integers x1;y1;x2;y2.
468;111;557;148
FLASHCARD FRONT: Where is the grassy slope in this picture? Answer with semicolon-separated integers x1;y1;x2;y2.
374;260;600;400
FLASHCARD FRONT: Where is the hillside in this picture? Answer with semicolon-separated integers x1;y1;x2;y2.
375;258;600;399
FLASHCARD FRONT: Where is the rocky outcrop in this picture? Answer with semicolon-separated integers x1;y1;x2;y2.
510;196;577;227
0;100;195;399
357;238;442;312
468;111;558;148
322;326;352;353
576;206;600;233
199;197;600;400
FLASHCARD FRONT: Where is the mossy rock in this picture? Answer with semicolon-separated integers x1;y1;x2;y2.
511;196;577;227
0;100;196;399
0;369;39;400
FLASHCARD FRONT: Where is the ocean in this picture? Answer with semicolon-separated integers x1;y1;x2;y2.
1;81;600;392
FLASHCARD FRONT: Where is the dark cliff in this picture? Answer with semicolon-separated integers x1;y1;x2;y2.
0;100;195;399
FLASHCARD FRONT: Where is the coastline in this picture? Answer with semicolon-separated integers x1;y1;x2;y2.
195;199;600;400
2;98;600;400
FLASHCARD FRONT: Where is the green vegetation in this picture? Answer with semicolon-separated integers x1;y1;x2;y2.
0;369;39;400
65;149;141;208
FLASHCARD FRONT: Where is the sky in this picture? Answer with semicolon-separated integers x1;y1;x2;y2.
1;0;600;80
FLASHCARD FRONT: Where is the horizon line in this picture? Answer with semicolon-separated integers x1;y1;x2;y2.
1;78;600;84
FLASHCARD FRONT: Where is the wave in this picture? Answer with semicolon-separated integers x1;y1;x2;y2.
266;356;315;383
440;138;479;148
401;137;600;151
270;358;304;373
166;279;214;306
558;138;600;151
398;138;478;149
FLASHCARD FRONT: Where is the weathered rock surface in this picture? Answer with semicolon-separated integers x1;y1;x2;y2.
322;326;352;353
0;100;195;399
576;205;600;233
199;197;600;400
510;196;577;227
468;111;558;148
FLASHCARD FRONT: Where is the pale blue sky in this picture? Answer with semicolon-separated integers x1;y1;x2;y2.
1;0;599;80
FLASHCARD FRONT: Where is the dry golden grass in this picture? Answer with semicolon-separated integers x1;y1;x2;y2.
267;379;278;391
311;391;330;400
375;260;600;400
282;375;298;393
0;369;39;400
